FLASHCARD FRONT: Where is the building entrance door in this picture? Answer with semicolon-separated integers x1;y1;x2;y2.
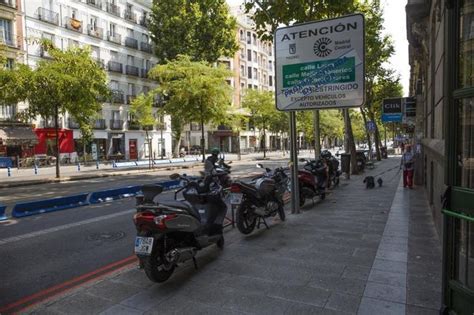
129;139;137;160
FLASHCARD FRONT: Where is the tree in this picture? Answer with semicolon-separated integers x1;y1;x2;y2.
241;89;276;158
130;93;158;168
320;110;344;147
17;40;109;178
149;0;239;63
149;55;233;160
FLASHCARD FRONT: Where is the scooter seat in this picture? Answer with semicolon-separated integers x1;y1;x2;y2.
238;181;259;198
159;200;201;220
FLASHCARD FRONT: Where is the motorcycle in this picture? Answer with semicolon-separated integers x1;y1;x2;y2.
201;159;232;189
320;152;341;188
298;158;327;207
133;172;226;283
230;164;288;235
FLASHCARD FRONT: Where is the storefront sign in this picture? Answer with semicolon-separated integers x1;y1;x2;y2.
275;14;365;110
382;98;403;122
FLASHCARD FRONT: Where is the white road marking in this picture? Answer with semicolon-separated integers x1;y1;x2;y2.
0;209;135;245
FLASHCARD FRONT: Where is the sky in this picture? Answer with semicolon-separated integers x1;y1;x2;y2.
226;0;410;96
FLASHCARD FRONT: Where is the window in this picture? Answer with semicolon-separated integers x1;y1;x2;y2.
252;33;256;45
253;51;257;62
247;31;251;44
247;49;251;61
248;84;252;89
5;58;14;69
253;68;257;80
460;2;474;87
90;16;98;29
269;75;273;86
128;83;136;96
240;65;245;77
0;19;13;45
247;66;252;79
109;23;116;36
91;46;100;60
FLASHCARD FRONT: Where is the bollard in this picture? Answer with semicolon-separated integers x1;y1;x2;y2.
77;163;81;171
112;160;117;168
96;161;99;169
34;164;38;175
7;166;11;177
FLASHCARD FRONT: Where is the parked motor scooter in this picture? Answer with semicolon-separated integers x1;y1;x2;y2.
298;158;327;206
320;150;341;188
133;172;226;283
230;164;288;235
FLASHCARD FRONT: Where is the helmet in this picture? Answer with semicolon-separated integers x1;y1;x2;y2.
211;147;220;155
320;150;332;159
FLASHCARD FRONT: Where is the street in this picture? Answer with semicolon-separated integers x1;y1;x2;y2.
0;159;289;309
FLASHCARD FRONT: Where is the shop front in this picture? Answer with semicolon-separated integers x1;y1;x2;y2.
107;132;125;160
34;128;75;162
0;125;38;166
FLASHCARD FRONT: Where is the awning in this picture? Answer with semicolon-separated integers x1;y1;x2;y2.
0;126;39;146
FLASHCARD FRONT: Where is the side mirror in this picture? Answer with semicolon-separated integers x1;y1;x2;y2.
169;173;180;180
256;163;263;168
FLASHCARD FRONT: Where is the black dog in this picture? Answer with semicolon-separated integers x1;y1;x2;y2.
363;176;375;189
377;178;383;187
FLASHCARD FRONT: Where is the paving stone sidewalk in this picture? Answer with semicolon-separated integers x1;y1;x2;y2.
26;157;442;315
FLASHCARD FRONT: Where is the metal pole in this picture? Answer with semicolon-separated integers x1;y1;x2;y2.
289;112;300;214
313;110;321;159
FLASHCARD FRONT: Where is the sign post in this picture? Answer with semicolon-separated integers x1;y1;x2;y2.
275;14;365;213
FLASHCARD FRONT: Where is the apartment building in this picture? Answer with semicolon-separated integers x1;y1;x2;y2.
182;6;280;155
406;0;474;312
22;0;172;161
0;0;36;164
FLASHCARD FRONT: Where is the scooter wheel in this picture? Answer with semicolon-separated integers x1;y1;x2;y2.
217;235;224;249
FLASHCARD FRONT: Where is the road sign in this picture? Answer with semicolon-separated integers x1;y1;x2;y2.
275;14;365;111
366;120;376;132
382;98;403;122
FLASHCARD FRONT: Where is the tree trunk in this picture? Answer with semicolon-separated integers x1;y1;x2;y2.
145;128;152;169
263;120;266;159
54;106;60;178
361;108;372;158
344;109;358;175
313;110;321;159
237;132;241;161
200;103;205;162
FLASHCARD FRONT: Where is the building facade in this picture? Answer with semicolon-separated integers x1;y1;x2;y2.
406;0;474;312
0;0;37;165
22;0;172;161
181;6;283;155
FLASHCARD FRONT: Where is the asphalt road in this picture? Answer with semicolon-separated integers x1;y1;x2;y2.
0;160;289;309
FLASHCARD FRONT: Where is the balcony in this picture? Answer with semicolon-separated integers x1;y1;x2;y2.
86;0;102;9
140;42;152;53
0;0;15;8
107;32;121;44
128;120;140;130
88;25;103;39
36;7;59;25
93;119;106;129
68;118;80;129
65;17;83;33
40;118;63;129
107;61;123;73
125;37;138;49
109;119;123;130
126;95;136;104
125;65;139;77
141;68;150;78
106;2;121;17
124;10;136;23
139;16;148;27
110;90;124;103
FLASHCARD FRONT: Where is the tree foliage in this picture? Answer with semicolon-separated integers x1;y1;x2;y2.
149;0;239;63
149;55;233;155
244;0;358;41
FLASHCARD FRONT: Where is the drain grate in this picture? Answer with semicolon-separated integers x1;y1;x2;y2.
87;231;126;242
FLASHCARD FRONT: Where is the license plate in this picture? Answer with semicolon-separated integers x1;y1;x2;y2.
134;236;154;255
230;193;243;205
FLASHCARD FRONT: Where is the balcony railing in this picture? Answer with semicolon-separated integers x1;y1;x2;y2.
124;37;138;49
107;32;121;44
86;0;102;9
106;2;121;17
140;42;152;53
126;95;136;104
37;7;59;25
40;118;63;128
65;17;83;33
110;90;124;103
125;65;139;77
110;119;123;130
68;118;80;129
139;16;148;27
88;25;103;39
128;120;140;130
124;10;136;23
93;119;106;129
0;0;15;8
107;61;123;73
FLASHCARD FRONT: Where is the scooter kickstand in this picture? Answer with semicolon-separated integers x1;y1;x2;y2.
192;256;198;270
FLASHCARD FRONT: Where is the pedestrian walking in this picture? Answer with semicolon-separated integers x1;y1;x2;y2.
400;144;415;188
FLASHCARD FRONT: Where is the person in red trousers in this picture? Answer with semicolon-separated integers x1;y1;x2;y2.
400;145;415;188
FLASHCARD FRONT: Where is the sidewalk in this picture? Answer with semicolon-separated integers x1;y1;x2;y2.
0;151;294;188
25;157;442;315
